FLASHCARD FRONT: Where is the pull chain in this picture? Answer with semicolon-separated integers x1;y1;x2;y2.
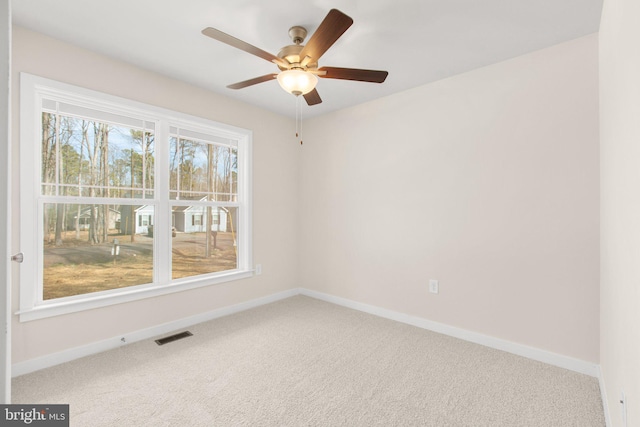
295;95;303;145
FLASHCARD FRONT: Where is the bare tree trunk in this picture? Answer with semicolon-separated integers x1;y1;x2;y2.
54;129;64;246
101;125;109;242
205;144;214;257
76;127;84;240
130;148;136;242
97;204;105;243
54;203;64;246
87;122;100;244
89;205;97;244
130;209;136;242
75;205;81;240
83;122;110;244
41;113;56;192
103;205;109;242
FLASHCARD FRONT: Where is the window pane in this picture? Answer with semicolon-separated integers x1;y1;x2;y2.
169;135;237;201
171;206;238;279
41;112;155;198
42;203;154;300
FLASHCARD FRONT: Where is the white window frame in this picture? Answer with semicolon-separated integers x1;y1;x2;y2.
18;73;253;322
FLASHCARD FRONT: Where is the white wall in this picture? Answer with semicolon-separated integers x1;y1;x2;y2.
300;34;600;363
600;0;640;424
10;26;299;364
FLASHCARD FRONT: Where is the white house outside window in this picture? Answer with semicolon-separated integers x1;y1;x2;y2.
19;74;253;321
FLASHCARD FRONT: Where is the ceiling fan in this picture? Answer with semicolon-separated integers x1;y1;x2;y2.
201;8;389;106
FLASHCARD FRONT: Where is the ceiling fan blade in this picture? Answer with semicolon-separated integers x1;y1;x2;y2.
303;88;322;106
202;27;288;68
227;74;278;90
318;66;388;83
299;9;353;62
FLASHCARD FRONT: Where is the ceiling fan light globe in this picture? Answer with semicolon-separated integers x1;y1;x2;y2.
277;69;318;96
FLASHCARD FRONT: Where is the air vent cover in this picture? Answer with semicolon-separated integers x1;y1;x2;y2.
155;331;193;346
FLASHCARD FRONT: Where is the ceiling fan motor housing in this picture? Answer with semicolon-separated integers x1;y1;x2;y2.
277;43;317;71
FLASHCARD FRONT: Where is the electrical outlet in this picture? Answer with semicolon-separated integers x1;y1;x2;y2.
620;391;627;427
429;279;439;294
255;264;262;275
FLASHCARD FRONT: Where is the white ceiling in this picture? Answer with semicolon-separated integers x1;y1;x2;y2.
12;0;603;119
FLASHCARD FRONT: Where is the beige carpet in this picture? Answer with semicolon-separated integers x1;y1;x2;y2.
12;296;604;426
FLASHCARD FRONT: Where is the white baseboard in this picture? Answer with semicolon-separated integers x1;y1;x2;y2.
12;288;298;377
298;288;600;378
13;287;600;381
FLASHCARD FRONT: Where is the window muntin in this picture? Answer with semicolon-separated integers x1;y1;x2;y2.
20;73;252;321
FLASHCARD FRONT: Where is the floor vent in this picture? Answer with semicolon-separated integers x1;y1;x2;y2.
155;331;193;346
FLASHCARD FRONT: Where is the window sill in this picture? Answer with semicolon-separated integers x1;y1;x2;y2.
17;269;254;322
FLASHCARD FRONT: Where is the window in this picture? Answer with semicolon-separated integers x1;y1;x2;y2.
19;73;252;321
169;128;240;280
140;215;153;227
